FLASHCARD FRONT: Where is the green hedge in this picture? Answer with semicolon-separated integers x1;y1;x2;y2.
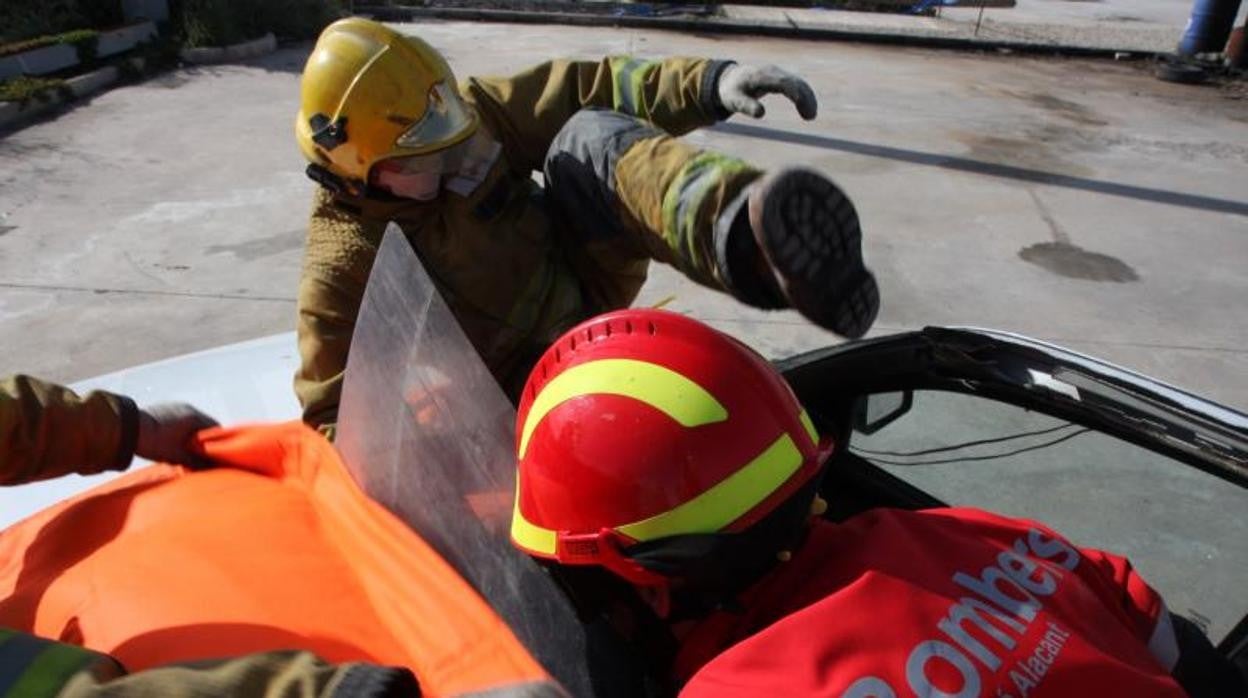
0;75;71;105
0;29;99;59
172;0;344;47
0;1;122;45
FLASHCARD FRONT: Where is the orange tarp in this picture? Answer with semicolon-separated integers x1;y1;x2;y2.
0;421;548;696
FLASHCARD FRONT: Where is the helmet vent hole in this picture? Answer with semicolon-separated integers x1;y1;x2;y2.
604;323;613;337
647;321;657;336
570;336;577;351
585;328;593;343
625;320;634;334
555;347;562;362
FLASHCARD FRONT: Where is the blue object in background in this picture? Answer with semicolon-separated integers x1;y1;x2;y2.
909;0;959;14
1178;0;1244;55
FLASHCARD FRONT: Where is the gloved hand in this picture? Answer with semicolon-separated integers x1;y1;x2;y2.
716;63;818;121
136;403;219;468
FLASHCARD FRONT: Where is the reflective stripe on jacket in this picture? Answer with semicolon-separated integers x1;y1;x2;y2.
0;628;124;698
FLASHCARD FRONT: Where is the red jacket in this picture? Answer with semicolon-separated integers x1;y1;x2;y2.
678;507;1184;697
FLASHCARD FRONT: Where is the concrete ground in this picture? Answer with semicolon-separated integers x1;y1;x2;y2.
2;21;1246;408
969;0;1247;26
935;0;1248;51
441;0;1248;52
1;18;1247;641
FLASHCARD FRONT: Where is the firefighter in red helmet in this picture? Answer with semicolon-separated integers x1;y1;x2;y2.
510;308;1245;698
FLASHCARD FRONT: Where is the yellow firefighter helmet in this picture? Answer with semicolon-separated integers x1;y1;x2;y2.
295;18;478;196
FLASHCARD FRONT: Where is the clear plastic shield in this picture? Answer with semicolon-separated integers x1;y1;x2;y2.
335;227;593;695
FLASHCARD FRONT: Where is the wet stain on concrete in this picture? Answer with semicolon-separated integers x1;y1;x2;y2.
956;124;1098;178
206;230;303;261
0;226;15;237
1020;92;1109;127
1019;241;1139;283
1029;189;1071;244
1021;189;1138;282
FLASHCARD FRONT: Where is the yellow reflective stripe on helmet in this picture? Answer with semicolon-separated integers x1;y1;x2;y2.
616;432;803;542
518;358;728;459
800;409;819;446
512;432;805;553
511;484;558;555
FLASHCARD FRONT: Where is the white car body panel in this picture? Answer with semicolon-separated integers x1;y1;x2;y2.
0;332;301;529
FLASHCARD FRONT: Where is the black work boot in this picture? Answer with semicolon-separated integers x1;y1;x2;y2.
746;167;879;338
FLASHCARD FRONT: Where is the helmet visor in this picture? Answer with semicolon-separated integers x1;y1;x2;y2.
370;133;475;199
395;80;474;151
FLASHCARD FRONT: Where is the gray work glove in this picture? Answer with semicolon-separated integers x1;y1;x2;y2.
136;403;219;468
716;63;819;121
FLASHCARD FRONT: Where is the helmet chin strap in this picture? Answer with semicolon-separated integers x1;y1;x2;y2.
623;478;827;623
638;585;673;620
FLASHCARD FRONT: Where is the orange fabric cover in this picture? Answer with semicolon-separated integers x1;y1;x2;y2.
0;421;547;697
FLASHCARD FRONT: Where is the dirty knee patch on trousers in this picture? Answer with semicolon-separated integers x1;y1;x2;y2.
544;108;663;240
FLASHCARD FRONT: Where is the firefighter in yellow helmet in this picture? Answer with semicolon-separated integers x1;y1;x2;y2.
294;17;880;432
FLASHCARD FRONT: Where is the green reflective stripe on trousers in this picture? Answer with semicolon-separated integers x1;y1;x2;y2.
661;152;752;273
0;631;106;698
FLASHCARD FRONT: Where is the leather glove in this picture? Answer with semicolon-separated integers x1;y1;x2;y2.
136;403;219;468
716;63;819;120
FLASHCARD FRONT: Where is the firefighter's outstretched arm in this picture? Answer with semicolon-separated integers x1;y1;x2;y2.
0;374;217;483
465;56;817;174
1078;542;1247;697
294;188;391;433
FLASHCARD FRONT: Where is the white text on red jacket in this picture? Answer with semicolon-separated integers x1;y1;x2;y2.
841;528;1082;698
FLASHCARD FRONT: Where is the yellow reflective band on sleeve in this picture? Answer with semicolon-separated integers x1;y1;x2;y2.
0;631;117;698
800;410;819;446
518;358;728;459
511;482;558;556
609;57;658;117
616;432;803;542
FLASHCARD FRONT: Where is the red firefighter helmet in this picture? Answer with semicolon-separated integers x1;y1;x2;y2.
511;309;833;588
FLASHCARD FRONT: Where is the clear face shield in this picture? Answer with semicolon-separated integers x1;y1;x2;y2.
370;81;494;201
334;227;596;695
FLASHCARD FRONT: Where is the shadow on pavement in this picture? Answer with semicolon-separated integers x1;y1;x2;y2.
151;45;310;89
714;121;1248;218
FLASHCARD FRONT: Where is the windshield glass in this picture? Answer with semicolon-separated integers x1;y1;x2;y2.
850;388;1248;642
